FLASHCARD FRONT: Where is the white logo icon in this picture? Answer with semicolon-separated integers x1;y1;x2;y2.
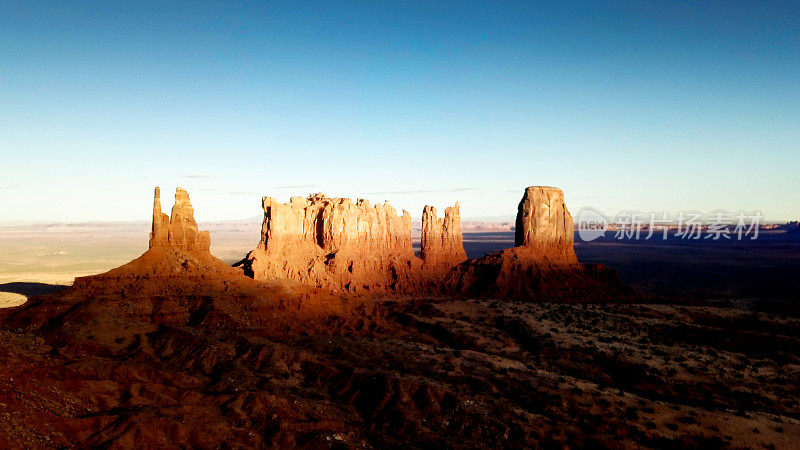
576;208;608;242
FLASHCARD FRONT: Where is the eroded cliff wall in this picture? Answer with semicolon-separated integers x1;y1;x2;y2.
420;203;467;270
245;194;465;293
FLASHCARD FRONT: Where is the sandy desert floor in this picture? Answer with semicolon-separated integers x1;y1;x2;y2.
0;292;27;308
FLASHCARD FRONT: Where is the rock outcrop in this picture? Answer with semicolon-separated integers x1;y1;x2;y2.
445;186;628;301
259;194;414;257
149;187;210;251
420;203;467;270
73;187;243;296
243;194;466;294
242;187;629;300
514;187;578;263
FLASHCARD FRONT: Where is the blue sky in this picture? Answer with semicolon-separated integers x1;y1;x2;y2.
1;1;798;222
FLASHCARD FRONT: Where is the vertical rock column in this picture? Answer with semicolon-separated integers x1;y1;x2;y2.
514;186;577;263
148;187;210;251
420;203;467;268
149;187;170;248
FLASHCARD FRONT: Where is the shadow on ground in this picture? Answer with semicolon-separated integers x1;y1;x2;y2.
0;282;67;297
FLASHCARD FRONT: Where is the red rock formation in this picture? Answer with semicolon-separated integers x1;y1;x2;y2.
446;186;627;301
246;194;418;293
244;194;467;294
149;187;210;252
240;187;627;300
514;186;578;264
73;187;241;296
149;186;170;247
420;203;467;270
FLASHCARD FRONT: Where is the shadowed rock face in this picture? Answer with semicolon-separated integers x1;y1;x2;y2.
245;194;466;294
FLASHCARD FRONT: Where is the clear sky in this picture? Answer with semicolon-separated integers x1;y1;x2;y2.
1;1;798;222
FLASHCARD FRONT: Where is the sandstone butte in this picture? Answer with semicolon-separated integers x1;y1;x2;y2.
444;186;625;301
242;186;627;300
71;185;628;302
70;187;249;297
241;194;469;294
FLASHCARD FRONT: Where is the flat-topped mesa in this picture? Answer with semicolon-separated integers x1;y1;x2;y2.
258;194;414;257
149;187;210;252
248;193;420;293
420;203;467;268
514;186;578;264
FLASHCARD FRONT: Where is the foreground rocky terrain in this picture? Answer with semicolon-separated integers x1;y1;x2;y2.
0;187;797;448
2;291;799;448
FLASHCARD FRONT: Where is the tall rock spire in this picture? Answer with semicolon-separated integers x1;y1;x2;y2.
420;203;467;268
149;187;210;251
149;187;170;248
73;186;240;292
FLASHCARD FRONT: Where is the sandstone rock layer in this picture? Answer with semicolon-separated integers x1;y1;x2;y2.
515;186;578;263
149;187;210;251
420;203;467;270
244;194;465;294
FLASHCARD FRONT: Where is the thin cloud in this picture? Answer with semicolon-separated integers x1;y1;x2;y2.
274;184;316;189
366;187;480;195
181;174;213;179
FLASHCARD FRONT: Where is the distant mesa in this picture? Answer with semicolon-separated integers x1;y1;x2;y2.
783;221;800;233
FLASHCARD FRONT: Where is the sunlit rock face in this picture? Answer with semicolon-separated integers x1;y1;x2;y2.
420;203;467;270
242;186;626;301
149;187;210;252
445;186;625;301
245;194;465;294
260;194;414;257
514;186;578;264
73;187;241;296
